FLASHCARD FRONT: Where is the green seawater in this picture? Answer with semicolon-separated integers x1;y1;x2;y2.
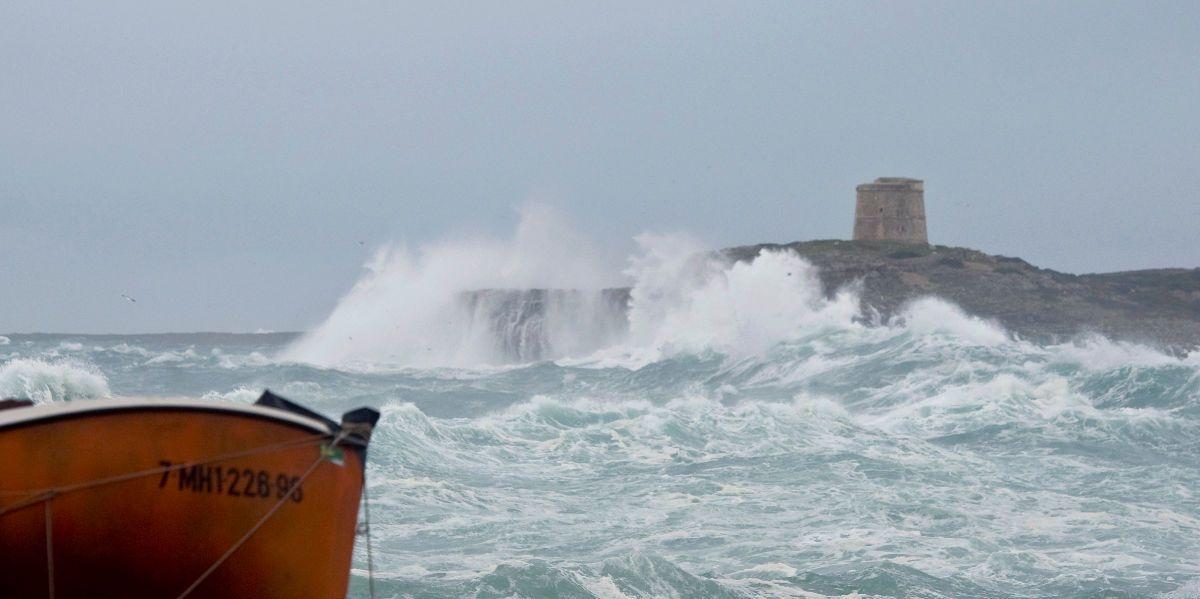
2;327;1198;598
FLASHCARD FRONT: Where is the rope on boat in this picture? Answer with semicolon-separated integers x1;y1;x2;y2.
362;464;377;599
0;433;332;516
0;431;334;598
44;496;55;599
173;431;347;599
0;428;376;598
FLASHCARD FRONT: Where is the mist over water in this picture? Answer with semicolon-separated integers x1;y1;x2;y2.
4;213;1200;597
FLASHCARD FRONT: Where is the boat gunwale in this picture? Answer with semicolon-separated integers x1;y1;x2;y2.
0;398;365;446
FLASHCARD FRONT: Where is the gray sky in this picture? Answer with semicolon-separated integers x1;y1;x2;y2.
2;1;1197;333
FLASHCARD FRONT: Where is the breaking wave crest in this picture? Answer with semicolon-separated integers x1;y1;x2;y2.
0;358;111;404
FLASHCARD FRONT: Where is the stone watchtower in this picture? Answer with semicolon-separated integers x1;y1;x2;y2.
852;177;928;244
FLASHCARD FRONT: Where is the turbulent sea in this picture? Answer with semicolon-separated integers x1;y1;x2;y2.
4;243;1200;598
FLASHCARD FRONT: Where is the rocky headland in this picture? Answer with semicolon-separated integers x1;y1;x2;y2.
459;240;1200;360
721;240;1200;351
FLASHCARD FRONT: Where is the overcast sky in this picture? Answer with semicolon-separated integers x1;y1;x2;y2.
2;1;1197;333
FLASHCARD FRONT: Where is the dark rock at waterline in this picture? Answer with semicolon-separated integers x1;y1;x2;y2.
721;240;1200;351
457;288;631;362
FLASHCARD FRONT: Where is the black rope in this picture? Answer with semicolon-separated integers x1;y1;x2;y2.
44;496;55;599
0;434;330;516
363;464;376;599
2;430;369;598
174;434;345;599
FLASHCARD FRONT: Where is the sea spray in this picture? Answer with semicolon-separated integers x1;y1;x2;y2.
282;205;625;367
283;223;868;369
619;236;862;365
0;358;110;403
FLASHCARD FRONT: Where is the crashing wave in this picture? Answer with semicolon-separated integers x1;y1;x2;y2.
0;358;111;404
457;288;630;363
282;212;874;367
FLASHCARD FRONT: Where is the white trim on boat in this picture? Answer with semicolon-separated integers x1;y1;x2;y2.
0;397;334;433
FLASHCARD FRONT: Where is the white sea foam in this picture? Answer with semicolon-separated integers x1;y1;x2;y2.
216;351;273;369
199;387;262;404
358;385;1200;595
0;358;111;403
282;205;623;367
1049;334;1193;370
622;240;862;362
893;297;1010;346
737;562;798;578
1161;579;1200;599
0;336;10;346
145;347;200;364
568;237;867;370
107;343;154;357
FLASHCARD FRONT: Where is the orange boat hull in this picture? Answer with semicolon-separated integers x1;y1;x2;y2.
0;396;373;598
